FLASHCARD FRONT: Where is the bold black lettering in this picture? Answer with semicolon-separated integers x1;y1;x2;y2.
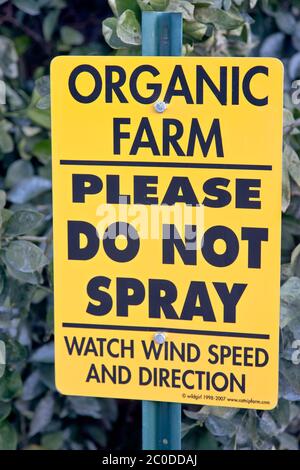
213;282;247;323
105;66;128;103
130;117;160;155
103;222;140;262
187;118;224;157
256;348;269;367
69;64;102;103
241;227;268;268
86;276;112;316
202;225;239;267
113;118;130;154
64;336;85;355
163;224;197;265
149;279;179;319
134;175;158;204
116;277;145;316
107;175;130;204
72;174;103;203
162;119;185;156
68;221;99;260
243;66;268;106
232;66;239;105
86;364;100;382
236;179;261;209
164;65;193;104
208;344;218;364
130;65;161;104
202;178;231;208
161;176;199;205
196;65;227;105
181;282;216;321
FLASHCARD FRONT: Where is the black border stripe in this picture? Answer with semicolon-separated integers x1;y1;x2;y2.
62;322;269;340
59;160;272;171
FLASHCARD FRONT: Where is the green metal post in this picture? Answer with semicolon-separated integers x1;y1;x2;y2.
141;11;182;451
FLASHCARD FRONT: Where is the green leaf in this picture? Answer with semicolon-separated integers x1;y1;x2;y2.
27;106;51;129
0;36;18;79
116;10;141;46
38;364;55;390
275;11;296;35
271;399;290;429
8;176;51;204
43;10;60;42
291;243;300;277
109;0;140;16
4;240;48;273
195;6;245;30
32;139;51;164
61;26;84;46
278;432;299;450
285;144;300;187
41;431;64;450
29;392;55;436
0;334;27;367
22;371;45;401
259;412;279;436
280;277;300;328
35;76;50;98
280;359;300;395
102;17;128;49
5;160;34;189
30;342;54;363
288;52;300;81
13;0;41;15
260;32;285;57
0;265;6;303
0;370;22;402
4;210;43;236
0;121;13;154
205;415;236;437
36;94;50;110
149;0;169;9
0;402;11;423
0;420;17;450
0;190;6;209
183;20;207;40
67;396;102;418
167;0;194;21
137;0;169;10
282;148;291;213
5;263;41;285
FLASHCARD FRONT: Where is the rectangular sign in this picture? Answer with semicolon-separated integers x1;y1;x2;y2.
51;56;283;408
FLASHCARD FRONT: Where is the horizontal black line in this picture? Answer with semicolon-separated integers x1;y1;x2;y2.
62;323;269;340
59;160;272;171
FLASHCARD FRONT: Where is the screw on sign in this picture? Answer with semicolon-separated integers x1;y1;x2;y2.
50;12;283;451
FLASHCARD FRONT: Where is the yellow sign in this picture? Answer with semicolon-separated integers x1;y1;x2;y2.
51;56;283;409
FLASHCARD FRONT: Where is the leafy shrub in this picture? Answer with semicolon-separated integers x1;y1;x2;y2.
0;0;299;450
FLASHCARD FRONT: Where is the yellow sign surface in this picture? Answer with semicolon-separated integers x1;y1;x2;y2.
51;56;283;409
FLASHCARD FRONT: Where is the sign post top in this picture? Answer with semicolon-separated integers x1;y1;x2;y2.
142;11;182;56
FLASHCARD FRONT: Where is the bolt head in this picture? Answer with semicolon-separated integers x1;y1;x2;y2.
154;332;166;344
154;101;167;113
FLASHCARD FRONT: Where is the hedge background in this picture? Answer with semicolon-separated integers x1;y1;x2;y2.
0;0;299;450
